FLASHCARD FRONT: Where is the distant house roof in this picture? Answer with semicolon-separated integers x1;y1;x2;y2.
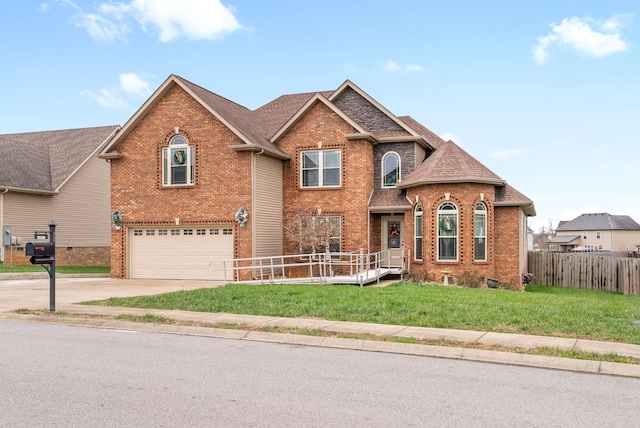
0;125;120;194
547;235;580;244
556;213;640;231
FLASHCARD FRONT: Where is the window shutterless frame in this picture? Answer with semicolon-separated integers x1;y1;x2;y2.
162;135;195;186
301;150;341;188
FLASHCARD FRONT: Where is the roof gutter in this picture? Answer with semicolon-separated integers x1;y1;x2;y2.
230;144;290;160
0;185;57;195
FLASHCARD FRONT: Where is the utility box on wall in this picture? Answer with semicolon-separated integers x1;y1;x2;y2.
2;225;10;246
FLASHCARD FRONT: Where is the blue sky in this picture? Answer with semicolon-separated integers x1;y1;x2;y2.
3;1;639;232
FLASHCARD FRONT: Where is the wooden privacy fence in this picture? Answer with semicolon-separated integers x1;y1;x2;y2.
528;252;640;295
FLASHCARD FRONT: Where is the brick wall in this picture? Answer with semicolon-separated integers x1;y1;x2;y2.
405;183;518;283
278;101;373;254
108;83;254;278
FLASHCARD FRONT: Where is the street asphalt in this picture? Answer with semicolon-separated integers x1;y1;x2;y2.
1;274;639;378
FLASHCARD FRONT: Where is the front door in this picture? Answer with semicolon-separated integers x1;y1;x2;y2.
382;216;404;268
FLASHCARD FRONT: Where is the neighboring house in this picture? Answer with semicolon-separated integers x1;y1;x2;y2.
548;213;640;252
0;126;120;265
99;75;535;286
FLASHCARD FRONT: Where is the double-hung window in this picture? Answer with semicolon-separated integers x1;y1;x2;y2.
162;135;194;186
414;205;423;261
474;203;487;261
301;150;341;187
437;202;458;261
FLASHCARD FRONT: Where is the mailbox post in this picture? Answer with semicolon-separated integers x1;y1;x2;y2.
25;221;56;311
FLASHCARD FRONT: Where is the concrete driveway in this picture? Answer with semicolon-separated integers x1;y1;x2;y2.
0;276;223;312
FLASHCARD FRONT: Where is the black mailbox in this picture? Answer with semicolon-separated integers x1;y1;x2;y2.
25;242;55;265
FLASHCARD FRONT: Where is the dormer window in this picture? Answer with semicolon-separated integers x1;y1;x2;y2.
162;135;194;186
382;152;400;187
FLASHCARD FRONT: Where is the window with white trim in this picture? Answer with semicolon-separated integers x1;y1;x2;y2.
382;152;401;187
301;150;341;187
474;203;487;261
162;135;194;186
414;205;423;261
437;202;458;261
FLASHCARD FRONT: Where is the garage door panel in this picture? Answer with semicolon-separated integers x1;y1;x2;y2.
129;227;233;280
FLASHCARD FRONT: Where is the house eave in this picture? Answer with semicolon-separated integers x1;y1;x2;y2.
230;144;291;160
368;205;411;213
345;133;376;143
495;201;537;216
398;178;505;189
0;186;57;195
376;136;434;151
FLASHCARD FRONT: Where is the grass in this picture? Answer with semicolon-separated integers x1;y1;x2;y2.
85;282;640;345
0;265;110;274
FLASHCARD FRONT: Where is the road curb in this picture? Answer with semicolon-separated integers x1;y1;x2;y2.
2;312;639;379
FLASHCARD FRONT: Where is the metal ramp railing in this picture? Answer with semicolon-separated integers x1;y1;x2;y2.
210;249;405;286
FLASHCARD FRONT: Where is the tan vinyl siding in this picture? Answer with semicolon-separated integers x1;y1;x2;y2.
3;156;110;247
415;144;427;166
253;154;283;257
519;209;527;275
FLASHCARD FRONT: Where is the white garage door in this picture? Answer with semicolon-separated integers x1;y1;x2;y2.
129;226;233;280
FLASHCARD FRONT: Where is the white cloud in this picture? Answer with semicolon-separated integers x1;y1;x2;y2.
119;72;152;98
131;0;242;42
81;88;125;108
489;149;526;159
82;73;153;108
384;60;425;73
533;16;629;64
61;0;242;42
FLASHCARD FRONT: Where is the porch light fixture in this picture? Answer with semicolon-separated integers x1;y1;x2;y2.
111;210;123;230
235;207;249;228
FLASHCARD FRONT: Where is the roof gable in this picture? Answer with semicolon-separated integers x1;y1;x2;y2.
271;93;366;142
0;125;119;193
254;91;333;139
329;80;419;138
101;74;289;159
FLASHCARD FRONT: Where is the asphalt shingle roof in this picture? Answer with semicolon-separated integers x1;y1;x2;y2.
368;189;412;210
399;140;504;187
0;126;119;192
556;213;640;231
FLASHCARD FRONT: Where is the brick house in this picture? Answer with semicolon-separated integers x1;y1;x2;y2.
100;75;535;287
1;126;120;266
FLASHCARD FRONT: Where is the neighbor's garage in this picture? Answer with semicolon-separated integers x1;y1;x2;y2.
128;226;233;280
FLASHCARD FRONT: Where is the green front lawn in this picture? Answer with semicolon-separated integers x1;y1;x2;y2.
0;265;110;274
85;282;640;345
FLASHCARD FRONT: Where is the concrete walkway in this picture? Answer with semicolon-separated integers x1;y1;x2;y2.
1;275;640;378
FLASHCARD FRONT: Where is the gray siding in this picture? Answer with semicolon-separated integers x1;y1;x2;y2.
3;156;111;247
253;154;283;257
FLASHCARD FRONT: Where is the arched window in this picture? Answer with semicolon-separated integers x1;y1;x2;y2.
437;202;458;261
382;152;400;187
474;202;487;261
162;135;195;186
414;205;423;261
